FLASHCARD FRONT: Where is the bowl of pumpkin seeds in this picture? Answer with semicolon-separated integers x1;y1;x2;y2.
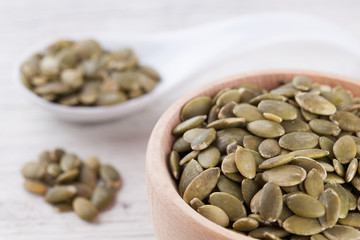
16;39;161;122
146;70;360;240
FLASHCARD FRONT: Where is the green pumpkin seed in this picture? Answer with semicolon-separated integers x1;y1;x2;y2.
279;132;319;151
172;115;207;135
281;119;310;133
217;175;243;201
283;215;326;236
258;139;281;159
47;163;62;177
285;192;325;218
333;135;356;164
259;182;283;222
324;183;349;219
338;213;360;228
271;84;299;97
99;164;122;188
53;203;73;213
310;234;328;240
345;158;358;182
323;225;360;240
23;179;47;195
22;162;45;179
351;175;360;191
79;165;97;189
243;135;263;151
184;128;216;151
277;204;294;227
73;182;93;199
60;154;81;172
233;217;259;231
45;185;77;203
295;92;336;115
259;154;294;169
262;165;306;186
85;157;100;172
248;149;265;171
351;136;360;157
183;167;220;203
208;105;219;123
169;151;180;180
235;146;256;179
249;227;290;239
319;136;335;158
250;93;288;105
96;92;127;106
181;96;212;121
207;117;245;129
55;168;79;184
344;188;357;211
209;192;246;221
292;76;312;91
318;161;335;172
179;159;203;196
197;205;229;227
301;108;318;122
91;185;116;210
241;179;260;206
189;198;205;210
250;189;262;214
73;197;98;221
214;128;249;153
233;103;264;122
247;120;285;138
282;185;301;193
179;150;199;166
289;149;329;159
258;100;297;120
218;101;237;119
291;157;327;180
330;111;360;132
304;169;324;198
221;153;237;173
198;146;220;168
223;172;244;183
324;173;345;184
216;89;241;107
309;119;341;136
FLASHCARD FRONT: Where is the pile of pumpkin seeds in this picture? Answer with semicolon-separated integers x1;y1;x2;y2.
20;39;160;106
169;75;360;239
22;148;121;221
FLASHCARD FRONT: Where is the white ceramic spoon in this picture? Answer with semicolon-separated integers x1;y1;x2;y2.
14;13;360;123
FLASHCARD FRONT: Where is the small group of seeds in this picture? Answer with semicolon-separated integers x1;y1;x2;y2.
20;39;160;106
169;75;360;239
22;148;121;221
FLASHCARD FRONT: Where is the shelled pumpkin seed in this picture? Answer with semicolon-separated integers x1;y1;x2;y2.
169;75;360;239
21;148;121;222
20;39;160;106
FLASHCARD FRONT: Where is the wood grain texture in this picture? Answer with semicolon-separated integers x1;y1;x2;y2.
2;1;360;239
146;70;360;240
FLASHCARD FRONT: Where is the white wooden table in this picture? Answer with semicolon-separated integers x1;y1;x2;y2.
2;1;360;239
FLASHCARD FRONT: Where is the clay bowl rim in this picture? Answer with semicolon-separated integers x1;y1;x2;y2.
146;69;360;240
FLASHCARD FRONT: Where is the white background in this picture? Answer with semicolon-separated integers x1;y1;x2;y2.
2;1;360;239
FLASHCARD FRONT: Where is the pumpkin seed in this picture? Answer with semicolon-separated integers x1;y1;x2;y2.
214;128;249;153
259;182;283;222
169;151;180;180
209;192;246;221
301;108;318;121
324;183;349;219
60;154;81;172
189;198;205;210
179;150;200;166
249;227;290;239
323;225;360;240
223;172;244;183
85;157;100;172
309;119;341;136
291;157;327;180
319;136;335;158
281;119;310;133
318;161;335;172
295;92;336;115
235;146;256;179
73;197;98;221
243;135;263;151
289;149;329;159
262;165;306;186
197;205;229;227
258;100;298;120
258;139;281;159
304;169;324;198
333;135;356;164
324;173;345;184
99;164;121;188
56;168;79;184
22;162;45;179
344;188;357;211
183;167;220;203
345;158;358;182
24;179;47;195
218;101;237;119
283;215;326;236
241;179;260;206
310;234;328;240
277;204;294;227
216;89;241;107
292;76;312;91
221;153;237;173
233;103;264;122
47;163;62;177
279;132;319;151
53;203;73;213
351;175;360;191
207;117;245;129
179;159;203;196
91;185;116;210
172;115;207;135
217;175;244;201
73;183;93;199
250;189;262;214
259;154;294;169
330;111;360;132
45;185;77;203
338;213;360;228
184;128;216;151
233;217;259;232
250;93;288;105
247;120;285;138
198;146;221;168
181;96;212;121
285;192;325;218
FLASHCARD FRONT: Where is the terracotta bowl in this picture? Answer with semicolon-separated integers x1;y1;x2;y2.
146;70;360;240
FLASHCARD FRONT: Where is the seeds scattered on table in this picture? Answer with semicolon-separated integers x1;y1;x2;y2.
20;39;160;106
21;148;121;222
169;75;360;239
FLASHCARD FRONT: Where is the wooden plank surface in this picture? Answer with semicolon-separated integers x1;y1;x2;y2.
1;1;360;239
